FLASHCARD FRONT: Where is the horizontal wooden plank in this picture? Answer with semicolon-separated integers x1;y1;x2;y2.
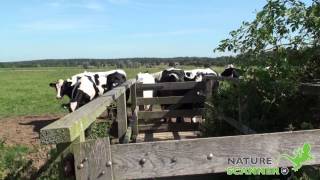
110;129;320;179
136;95;205;105
218;116;256;134
136;131;200;143
136;81;205;91
40;79;136;145
120;79;136;90
139;122;200;133
205;76;240;83
300;83;320;95
138;109;205;119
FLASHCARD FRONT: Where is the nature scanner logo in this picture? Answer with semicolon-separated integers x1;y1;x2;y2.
226;143;313;175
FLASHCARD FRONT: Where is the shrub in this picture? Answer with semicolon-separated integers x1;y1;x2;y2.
0;139;30;180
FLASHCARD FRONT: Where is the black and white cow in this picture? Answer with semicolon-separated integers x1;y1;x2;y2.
152;68;185;83
49;72;91;109
153;68;185;122
69;74;107;111
50;70;127;112
220;64;240;78
49;72;88;100
184;68;218;82
183;68;219;122
69;71;128;112
136;72;156;111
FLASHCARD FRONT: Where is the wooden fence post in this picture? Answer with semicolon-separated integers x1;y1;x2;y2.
117;90;127;143
56;134;85;180
73;138;114;180
130;83;139;141
205;78;213;99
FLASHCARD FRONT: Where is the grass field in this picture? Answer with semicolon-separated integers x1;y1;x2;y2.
0;66;224;119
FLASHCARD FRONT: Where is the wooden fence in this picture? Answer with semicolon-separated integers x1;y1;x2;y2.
39;77;320;180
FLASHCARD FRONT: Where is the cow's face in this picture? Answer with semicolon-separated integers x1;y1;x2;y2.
106;72;126;91
49;79;66;99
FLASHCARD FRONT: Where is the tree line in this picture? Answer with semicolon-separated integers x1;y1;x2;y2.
0;56;235;68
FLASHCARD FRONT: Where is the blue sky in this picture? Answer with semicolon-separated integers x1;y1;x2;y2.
0;0;278;62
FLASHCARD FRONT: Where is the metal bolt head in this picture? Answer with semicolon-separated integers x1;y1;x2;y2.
171;157;177;163
139;158;146;165
106;161;112;167
82;157;88;162
77;163;84;169
101;171;105;175
207;153;213;160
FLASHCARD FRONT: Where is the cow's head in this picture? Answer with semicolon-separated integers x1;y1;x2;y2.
221;64;240;77
106;72;126;91
161;69;185;82
49;79;72;99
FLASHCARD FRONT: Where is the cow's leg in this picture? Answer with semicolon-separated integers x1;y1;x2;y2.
69;101;78;112
69;90;89;112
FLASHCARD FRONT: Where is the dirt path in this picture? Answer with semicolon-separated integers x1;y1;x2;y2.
0;114;64;169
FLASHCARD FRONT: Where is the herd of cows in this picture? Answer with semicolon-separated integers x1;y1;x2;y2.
49;65;239;115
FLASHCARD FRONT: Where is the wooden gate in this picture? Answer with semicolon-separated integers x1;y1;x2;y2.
39;77;320;180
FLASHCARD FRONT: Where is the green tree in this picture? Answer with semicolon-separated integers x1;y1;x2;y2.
216;0;320;54
207;0;320;136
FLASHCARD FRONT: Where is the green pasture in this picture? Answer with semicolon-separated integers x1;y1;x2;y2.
0;66;224;118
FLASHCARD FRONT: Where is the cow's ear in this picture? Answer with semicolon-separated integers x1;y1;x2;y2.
49;83;56;87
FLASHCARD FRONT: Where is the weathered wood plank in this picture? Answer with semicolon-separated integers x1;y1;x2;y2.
300;83;320;95
130;83;137;110
117;91;127;142
123;127;132;144
139;122;200;133
219;116;256;134
111;129;320;179
130;83;139;141
205;76;240;83
204;79;213;99
131;107;139;141
40;80;134;145
136;131;199;143
136;81;205;91
138;109;205;119
74;138;113;180
136;95;205;105
120;79;136;90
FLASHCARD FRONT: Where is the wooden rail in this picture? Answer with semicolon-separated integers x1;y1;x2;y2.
137;81;205;91
40;79;136;145
40;76;265;179
138;109;205;119
206;75;240;83
300;82;320;95
74;129;320;180
138;122;200;133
